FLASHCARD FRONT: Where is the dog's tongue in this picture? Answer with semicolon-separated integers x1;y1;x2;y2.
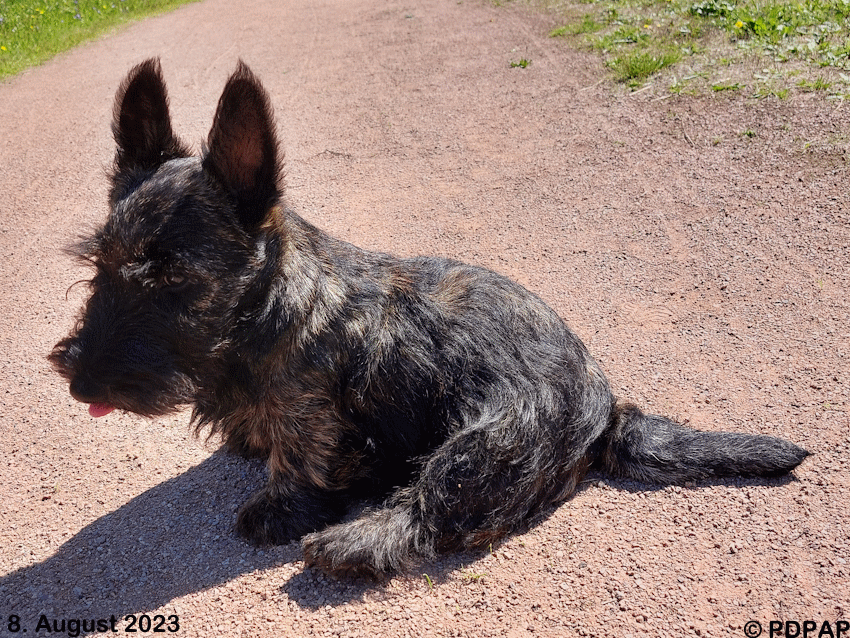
88;403;115;418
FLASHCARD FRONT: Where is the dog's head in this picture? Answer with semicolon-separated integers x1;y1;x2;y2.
50;59;285;417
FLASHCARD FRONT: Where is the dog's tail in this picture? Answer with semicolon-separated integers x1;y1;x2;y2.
597;401;809;483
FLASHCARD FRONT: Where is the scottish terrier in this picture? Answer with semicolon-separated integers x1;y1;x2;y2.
50;59;808;577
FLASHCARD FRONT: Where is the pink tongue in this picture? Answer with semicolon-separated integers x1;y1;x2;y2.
88;403;115;418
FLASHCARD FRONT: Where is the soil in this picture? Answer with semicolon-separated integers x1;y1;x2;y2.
0;0;848;636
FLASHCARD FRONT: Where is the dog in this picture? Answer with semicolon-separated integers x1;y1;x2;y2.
50;59;809;578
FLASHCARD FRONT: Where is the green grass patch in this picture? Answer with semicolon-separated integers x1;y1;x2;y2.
543;0;850;92
550;13;603;36
611;48;681;84
797;75;833;90
0;0;199;78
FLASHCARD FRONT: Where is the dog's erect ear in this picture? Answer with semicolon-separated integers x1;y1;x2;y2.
203;61;282;229
112;58;189;174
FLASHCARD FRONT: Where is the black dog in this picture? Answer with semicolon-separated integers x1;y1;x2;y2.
50;59;808;577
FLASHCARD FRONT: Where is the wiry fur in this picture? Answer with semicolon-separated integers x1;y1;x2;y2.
50;59;809;578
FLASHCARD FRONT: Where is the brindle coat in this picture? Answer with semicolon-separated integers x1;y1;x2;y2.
50;60;809;577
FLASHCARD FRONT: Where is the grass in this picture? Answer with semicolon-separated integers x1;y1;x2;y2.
543;0;850;93
0;0;199;78
798;74;833;90
550;13;604;35
423;573;435;591
611;48;681;85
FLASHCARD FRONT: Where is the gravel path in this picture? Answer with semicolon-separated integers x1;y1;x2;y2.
1;0;848;636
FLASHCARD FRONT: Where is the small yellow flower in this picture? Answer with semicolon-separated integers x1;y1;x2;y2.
0;45;6;51
735;20;744;28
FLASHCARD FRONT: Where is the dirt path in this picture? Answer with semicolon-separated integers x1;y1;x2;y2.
1;0;848;636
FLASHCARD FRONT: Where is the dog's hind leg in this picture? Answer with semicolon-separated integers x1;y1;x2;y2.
301;499;431;578
302;406;594;577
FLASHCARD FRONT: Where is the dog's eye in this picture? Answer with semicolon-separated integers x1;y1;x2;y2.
162;273;189;291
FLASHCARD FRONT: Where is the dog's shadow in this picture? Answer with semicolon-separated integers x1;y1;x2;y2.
0;450;482;625
0;455;800;629
0;452;334;623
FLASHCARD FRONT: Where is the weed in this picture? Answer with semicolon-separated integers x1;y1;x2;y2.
689;0;736;18
671;79;697;94
711;81;743;90
510;57;531;67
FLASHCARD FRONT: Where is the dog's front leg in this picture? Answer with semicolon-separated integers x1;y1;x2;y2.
236;478;346;547
234;421;350;546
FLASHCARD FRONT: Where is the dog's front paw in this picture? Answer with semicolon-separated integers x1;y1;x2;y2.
235;490;301;546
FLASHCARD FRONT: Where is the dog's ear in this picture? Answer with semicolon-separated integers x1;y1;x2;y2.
112;58;189;174
203;61;282;229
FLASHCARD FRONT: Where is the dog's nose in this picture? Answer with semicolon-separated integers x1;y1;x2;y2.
69;375;109;405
